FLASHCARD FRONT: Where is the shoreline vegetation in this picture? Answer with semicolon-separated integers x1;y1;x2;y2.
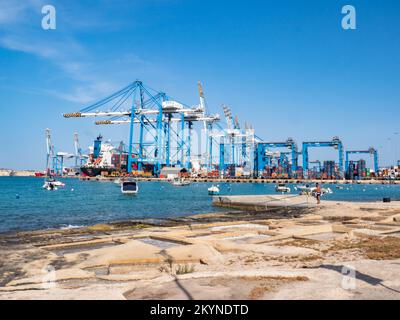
1;199;400;300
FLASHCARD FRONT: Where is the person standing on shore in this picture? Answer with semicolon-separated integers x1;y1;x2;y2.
315;183;321;204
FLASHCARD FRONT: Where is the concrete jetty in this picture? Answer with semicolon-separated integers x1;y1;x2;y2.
213;194;317;211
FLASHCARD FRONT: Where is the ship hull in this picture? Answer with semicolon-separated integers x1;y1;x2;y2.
80;167;117;177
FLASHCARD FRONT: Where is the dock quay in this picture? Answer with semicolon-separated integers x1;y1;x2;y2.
77;176;400;185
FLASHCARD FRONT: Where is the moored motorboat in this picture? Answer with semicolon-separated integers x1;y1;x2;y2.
171;177;191;186
297;185;332;196
208;185;220;195
321;187;333;195
121;180;139;195
275;184;291;193
43;177;65;191
297;184;311;192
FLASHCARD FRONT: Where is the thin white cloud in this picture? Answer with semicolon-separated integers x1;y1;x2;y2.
0;35;60;59
0;0;45;25
0;1;155;104
45;81;119;104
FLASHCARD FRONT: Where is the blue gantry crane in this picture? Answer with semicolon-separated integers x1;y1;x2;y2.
218;107;257;177
64;80;219;175
62;81;387;179
345;147;379;174
45;128;75;176
254;138;298;178
309;160;322;172
302;136;344;179
73;132;88;170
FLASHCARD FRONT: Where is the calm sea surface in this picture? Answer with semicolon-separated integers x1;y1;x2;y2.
0;177;399;233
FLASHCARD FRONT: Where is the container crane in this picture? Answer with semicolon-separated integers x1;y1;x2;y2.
219;105;240;177
254;138;299;178
345;147;379;175
197;81;220;172
73;132;88;169
302;136;344;179
63;80;219;175
45;128;54;176
218;107;257;177
54;152;74;176
309;160;322;172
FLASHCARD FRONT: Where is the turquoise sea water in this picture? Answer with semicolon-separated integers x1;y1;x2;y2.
0;177;399;233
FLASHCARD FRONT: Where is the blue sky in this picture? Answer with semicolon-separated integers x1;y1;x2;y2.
0;0;399;170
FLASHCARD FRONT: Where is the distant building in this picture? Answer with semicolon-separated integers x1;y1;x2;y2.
160;167;188;180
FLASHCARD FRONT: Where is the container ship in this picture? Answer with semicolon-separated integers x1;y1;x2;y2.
81;135;128;177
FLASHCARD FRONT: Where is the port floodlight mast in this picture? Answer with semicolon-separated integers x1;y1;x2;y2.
345;147;379;175
302;136;344;179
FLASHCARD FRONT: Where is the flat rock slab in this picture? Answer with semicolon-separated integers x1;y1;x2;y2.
212;240;318;256
75;240;164;268
213;195;317;210
125;273;309;300
5;268;94;287
163;243;223;265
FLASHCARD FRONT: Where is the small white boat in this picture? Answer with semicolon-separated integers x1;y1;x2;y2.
275;184;291;193
43;181;58;191
43;178;64;191
172;177;191;186
114;178;122;185
53;181;65;187
297;184;312;192
121;180;139;195
298;185;333;196
298;184;322;195
208;185;220;195
321;187;333;195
